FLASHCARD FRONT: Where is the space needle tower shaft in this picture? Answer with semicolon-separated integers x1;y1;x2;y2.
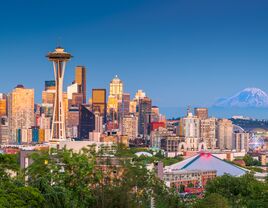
46;47;72;142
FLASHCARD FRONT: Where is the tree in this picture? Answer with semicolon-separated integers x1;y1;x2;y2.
243;154;261;166
24;146;182;208
0;153;19;179
205;174;268;207
0;170;44;208
194;193;229;208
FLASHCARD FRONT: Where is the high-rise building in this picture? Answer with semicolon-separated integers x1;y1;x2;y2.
151;106;160;122
118;93;130;121
78;104;95;140
69;93;83;107
0;93;7;117
0;116;8;144
42;80;56;105
94;111;103;134
66;106;79;139
67;83;79;100
200;118;216;149
160;135;180;153
182;110;200;138
38;114;51;130
45;80;56;91
180;109;200;150
109;75;123;100
129;100;137;113
75;66;87;103
107;95;118;122
233;132;249;152
216;119;233;150
150;127;169;149
122;114;138;140
135;90;146;100
46;46;72;141
138;97;152;136
42;90;55;105
194;108;208;120
92;89;107;124
8;85;35;143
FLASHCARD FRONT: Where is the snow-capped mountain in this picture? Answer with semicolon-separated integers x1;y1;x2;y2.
214;88;268;108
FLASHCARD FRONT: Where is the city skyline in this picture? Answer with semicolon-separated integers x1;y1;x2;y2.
1;0;268;118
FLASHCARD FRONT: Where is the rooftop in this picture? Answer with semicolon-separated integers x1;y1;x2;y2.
165;152;248;176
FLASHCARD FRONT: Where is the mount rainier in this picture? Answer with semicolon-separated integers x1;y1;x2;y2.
213;88;268;108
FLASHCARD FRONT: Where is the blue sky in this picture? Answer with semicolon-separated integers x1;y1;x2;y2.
1;0;268;116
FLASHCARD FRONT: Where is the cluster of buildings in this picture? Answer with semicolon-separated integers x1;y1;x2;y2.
150;108;250;157
0;46;267;198
0;47;251;158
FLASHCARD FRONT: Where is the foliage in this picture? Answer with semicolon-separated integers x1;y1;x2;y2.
24;147;181;207
243;154;261;166
193;193;229;208
205;174;268;207
0;153;19;179
1;147;268;208
0;153;44;208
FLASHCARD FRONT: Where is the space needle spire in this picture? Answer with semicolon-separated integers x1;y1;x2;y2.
46;46;72;142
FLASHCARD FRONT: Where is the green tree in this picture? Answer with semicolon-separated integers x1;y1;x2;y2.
24;146;182;208
194;193;229;208
0;153;19;179
243;154;261;166
205;174;268;207
27;148;98;208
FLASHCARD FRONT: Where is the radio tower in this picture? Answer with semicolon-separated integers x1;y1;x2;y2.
46;46;72;142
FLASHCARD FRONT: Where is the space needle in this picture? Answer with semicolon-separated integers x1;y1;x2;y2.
46;46;72;142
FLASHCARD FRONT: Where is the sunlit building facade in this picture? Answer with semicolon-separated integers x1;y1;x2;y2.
0;93;7;117
8;85;35;143
92;89;107;124
75;66;87;103
122;114;138;140
109;75;123;100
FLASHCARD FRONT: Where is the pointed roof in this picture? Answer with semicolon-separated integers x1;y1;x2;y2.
165;152;248;176
110;75;122;83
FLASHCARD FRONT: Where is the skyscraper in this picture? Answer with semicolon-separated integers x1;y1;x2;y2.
194;108;208;120
0;116;8;144
181;109;200;151
78;104;95;140
118;93;130;119
200;118;216;149
66;106;79;139
42;81;55;105
67;83;79;100
216;119;233;150
75;66;87;103
46;46;72;142
8;85;34;143
182;110;200;138
45;80;56;91
92;89;107;124
138;97;152;136
122;114;138;140
0;93;7;117
109;75;123;100
151;106;160;122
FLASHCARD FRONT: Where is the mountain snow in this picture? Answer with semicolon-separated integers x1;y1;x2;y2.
214;88;268;108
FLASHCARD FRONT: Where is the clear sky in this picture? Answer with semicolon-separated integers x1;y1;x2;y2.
1;0;268;116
